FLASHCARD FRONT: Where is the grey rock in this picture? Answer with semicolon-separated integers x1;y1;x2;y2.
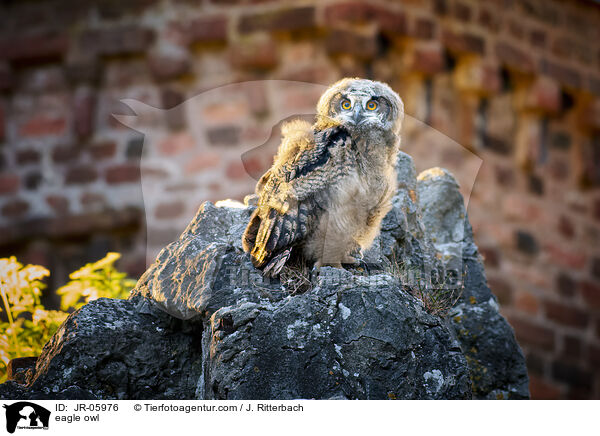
0;154;528;400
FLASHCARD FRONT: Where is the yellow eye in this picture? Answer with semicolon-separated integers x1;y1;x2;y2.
366;100;378;111
341;99;352;110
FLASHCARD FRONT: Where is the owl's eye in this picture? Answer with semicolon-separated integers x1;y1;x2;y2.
366;100;378;111
340;99;352;110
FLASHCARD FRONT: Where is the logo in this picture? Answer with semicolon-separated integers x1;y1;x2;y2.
3;402;50;433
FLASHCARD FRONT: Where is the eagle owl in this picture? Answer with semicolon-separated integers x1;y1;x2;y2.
242;78;404;276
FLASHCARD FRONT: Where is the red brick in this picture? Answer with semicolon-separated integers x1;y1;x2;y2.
545;244;586;270
495;41;535;74
515;291;539;315
578;98;600;131
324;3;407;35
0;63;12;91
580;281;600;309
519;76;561;113
557;215;575;239
561;335;582;359
184;152;221;174
454;58;500;95
544;300;589;328
508;316;555;351
105;164;140;184
453;2;471;22
207;126;240;146
589;344;600;367
80;26;154;56
52;145;80;163
541;58;582;90
16;149;40;165
1;199;29;218
73;88;96;138
487;276;512;305
551;360;592;388
19;116;67;137
0;174;19;195
529;29;546;48
159;132;194;156
155;201;185;220
65;165;98;184
80;192;106;208
478;7;501;32
148;43;191;81
404;43;445;75
46;195;69;215
412;18;436;40
238;7;316;34
89;141;117;160
325;29;378;60
0;32;69;63
442;29;486;56
529;374;561;400
229;38;279;71
171;15;227;45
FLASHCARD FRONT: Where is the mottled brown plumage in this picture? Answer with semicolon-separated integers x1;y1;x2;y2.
242;78;404;276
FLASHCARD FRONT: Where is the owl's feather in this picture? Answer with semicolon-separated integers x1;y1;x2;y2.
242;120;352;275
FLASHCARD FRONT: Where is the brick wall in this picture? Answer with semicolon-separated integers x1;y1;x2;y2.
1;0;599;398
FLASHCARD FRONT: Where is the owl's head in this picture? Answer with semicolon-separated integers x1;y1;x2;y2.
316;78;404;134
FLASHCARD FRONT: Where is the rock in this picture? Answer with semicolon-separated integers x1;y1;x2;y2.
0;154;529;400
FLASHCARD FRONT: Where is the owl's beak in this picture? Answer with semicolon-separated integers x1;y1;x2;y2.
351;107;363;124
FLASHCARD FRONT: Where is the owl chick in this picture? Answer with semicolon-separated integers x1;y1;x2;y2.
242;78;404;276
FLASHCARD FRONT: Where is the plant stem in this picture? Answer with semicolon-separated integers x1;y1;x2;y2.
0;284;18;349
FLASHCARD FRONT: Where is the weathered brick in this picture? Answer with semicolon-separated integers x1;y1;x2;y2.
528;174;544;195
413;18;435;40
207;126;241;146
46;195;69;215
0;174;19;195
578;98;600;131
52;145;80;163
148;43;191;81
518;76;561;113
73;87;96;138
16;149;41;165
238;7;316;34
442;29;486;56
325;29;378;60
229;38;279;71
324;3;407;35
453;2;471;22
454;57;500;95
80;26;154;56
580;281;600;309
529;29;546;48
546;244;586;270
544;300;589;328
591;258;600;280
557;215;575;239
184;152;221;174
159;132;194;156
0;32;69;63
561;335;582;359
515;291;539;315
89;141;117;160
19;116;67;138
556;272;577;298
105;164;140;184
551;361;592;388
66;165;98;184
155;201;185;220
487;276;511;305
0;62;13;91
508;316;555;351
80;192;106;209
495;41;535;74
24;172;42;190
403;43;445;75
540;59;582;90
528;374;561;400
515;230;539;255
478;7;501;32
171;15;227;46
479;245;500;268
1;199;29;218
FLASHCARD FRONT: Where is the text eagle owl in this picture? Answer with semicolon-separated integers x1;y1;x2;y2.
242;78;404;276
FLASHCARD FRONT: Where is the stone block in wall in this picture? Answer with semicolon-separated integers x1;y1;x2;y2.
0;32;69;64
170;15;228;46
442;29;485;56
325;28;378;61
495;41;535;75
454;56;500;96
540;58;582;90
238;6;316;35
79;26;154;57
577;98;600;131
324;2;407;35
515;76;561;114
0;174;19;195
73;87;96;138
402;41;445;75
229;36;279;71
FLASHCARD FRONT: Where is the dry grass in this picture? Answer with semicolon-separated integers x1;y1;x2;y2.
279;258;313;294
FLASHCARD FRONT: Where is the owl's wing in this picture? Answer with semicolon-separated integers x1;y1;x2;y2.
242;124;351;275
